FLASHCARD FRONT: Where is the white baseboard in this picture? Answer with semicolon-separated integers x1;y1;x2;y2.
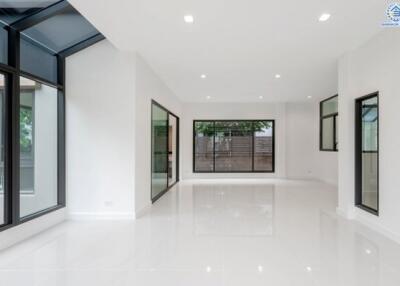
68;212;135;221
354;213;400;245
135;204;151;219
336;207;400;245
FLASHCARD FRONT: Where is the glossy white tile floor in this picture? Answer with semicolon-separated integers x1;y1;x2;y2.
1;179;400;286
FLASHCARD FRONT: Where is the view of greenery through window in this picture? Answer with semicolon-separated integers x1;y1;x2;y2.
194;120;274;172
20;106;33;153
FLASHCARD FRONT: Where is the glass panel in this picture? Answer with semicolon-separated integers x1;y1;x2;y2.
22;6;99;53
194;121;214;172
20;76;58;218
168;114;177;187
322;117;334;150
361;96;378;211
215;121;252;172
151;104;168;200
0;1;58;25
322;96;338;116
20;38;57;83
254;121;274;171
0;73;5;225
0;24;7;64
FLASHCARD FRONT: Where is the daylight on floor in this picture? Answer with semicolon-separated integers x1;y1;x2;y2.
0;0;399;285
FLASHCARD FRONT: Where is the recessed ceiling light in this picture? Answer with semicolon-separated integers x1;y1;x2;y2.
184;14;194;23
206;96;211;100
258;265;264;273
319;13;331;22
201;74;207;79
259;96;264;99
306;266;312;272
307;95;312;99
275;74;281;79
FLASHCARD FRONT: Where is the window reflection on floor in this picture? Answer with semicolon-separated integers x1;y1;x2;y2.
193;184;274;236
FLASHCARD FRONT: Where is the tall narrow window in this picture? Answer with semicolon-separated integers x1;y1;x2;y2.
355;92;379;215
19;77;58;218
254;121;274;171
320;95;338;151
194;121;215;172
193;120;275;173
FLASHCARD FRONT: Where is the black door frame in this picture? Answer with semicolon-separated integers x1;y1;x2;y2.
354;91;379;216
151;100;180;203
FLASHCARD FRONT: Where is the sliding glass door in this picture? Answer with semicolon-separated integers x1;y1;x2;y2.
151;101;179;202
355;93;379;215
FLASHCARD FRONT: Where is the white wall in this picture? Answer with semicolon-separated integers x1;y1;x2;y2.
312;102;339;186
338;30;400;243
134;55;182;215
285;102;317;180
181;102;287;179
181;101;338;184
66;40;136;220
276;102;337;184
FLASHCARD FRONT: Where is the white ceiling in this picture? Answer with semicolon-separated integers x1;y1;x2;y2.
69;0;388;102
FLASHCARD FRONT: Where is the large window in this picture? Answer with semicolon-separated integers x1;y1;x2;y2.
320;95;338;151
193;120;275;173
20;77;58;218
355;92;379;215
0;1;103;230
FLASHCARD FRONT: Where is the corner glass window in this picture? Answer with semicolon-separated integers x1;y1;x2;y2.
22;5;99;53
0;1;59;25
20;37;58;83
0;24;7;64
20;77;58;218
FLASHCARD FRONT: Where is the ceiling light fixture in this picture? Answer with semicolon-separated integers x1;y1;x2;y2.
206;96;211;100
184;14;194;23
307;95;312;99
259;96;264;99
275;74;281;79
201;74;207;79
319;13;331;22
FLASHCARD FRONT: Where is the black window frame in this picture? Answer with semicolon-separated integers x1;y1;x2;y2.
0;1;105;232
320;94;338;152
355;92;379;216
193;119;275;173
